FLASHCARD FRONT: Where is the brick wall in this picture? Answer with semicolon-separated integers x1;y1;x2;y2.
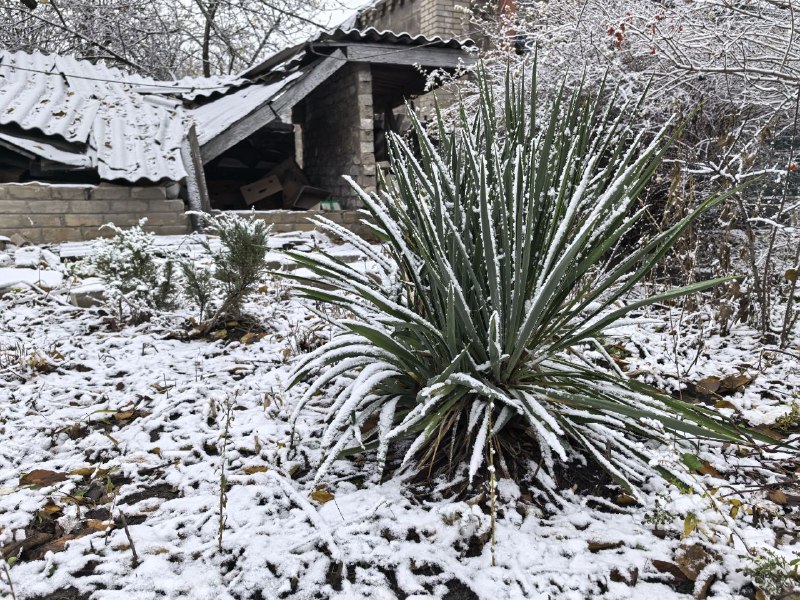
358;0;469;39
0;183;190;244
420;0;469;38
359;0;421;34
301;63;376;209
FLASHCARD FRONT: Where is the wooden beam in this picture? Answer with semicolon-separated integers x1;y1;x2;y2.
200;51;347;164
269;51;347;115
344;44;475;69
181;124;211;230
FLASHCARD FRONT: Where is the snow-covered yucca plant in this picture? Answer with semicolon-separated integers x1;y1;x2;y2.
287;66;757;493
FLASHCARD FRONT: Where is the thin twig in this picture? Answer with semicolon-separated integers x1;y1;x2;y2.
2;561;17;600
118;511;140;568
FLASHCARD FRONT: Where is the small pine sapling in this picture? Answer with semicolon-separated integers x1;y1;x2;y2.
190;212;271;332
180;259;215;322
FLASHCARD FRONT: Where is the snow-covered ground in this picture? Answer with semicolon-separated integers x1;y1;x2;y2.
0;232;798;600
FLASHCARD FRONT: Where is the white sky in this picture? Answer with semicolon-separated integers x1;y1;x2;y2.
314;0;373;30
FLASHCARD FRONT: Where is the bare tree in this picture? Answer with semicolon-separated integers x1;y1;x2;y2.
464;0;800;342
0;0;333;78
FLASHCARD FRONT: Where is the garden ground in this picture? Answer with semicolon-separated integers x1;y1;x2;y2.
0;231;798;600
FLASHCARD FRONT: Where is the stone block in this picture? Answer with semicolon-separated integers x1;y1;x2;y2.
130;186;167;200
102;213;142;227
137;212;185;226
106;199;150;213
64;214;108;227
6;228;43;244
51;186;90;200
23;200;69;213
0;186;8;199
7;184;51;200
0;200;32;214
90;184;130;200
147;225;191;236
3;214;64;228
147;199;186;213
69;200;111;213
43;228;84;243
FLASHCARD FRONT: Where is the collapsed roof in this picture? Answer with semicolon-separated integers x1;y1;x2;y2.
0;28;475;184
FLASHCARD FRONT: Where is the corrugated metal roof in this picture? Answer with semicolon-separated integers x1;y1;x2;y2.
132;74;250;102
243;27;474;79
190;73;301;145
318;27;473;50
0;50;190;182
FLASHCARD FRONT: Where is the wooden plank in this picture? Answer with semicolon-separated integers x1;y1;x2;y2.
201;51;348;164
200;105;279;164
344;44;475;69
181;124;211;231
270;50;348;114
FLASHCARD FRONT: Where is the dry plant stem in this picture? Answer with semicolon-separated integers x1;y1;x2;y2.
488;402;497;568
218;394;235;553
118;511;139;568
2;561;17;600
781;242;800;347
735;189;770;333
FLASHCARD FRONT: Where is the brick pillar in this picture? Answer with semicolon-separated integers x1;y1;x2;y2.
420;0;469;39
301;63;376;209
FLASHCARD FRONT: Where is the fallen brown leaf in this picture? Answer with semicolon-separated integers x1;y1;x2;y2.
242;466;269;475
310;486;335;505
20;469;67;488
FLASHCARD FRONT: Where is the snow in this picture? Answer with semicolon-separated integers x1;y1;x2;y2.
0;267;64;290
0;231;797;599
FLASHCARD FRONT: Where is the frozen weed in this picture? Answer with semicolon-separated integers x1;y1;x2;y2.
744;547;800;599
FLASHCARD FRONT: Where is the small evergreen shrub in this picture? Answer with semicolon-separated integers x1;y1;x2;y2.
180;260;215;322
89;220;178;323
191;212;272;329
285;65;762;492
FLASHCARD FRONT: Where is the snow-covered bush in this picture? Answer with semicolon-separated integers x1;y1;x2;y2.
89;220;178;323
88;213;270;329
286;65;761;492
191;212;272;329
744;547;800;599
